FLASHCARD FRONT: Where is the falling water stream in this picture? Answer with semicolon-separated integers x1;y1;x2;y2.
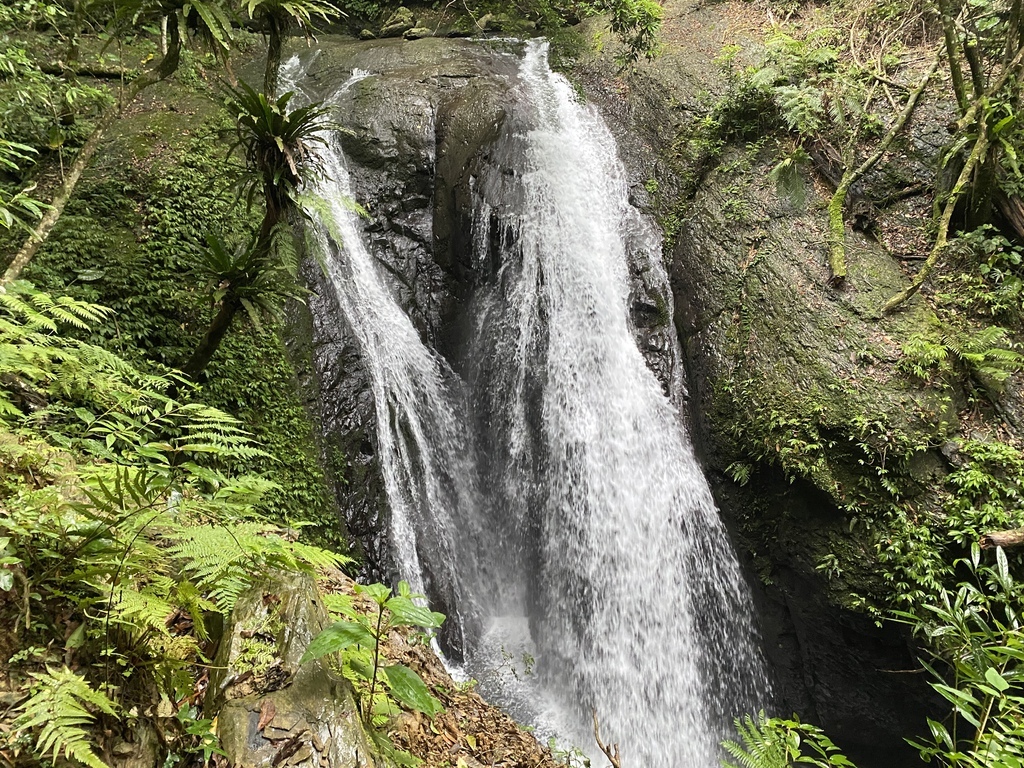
296;40;768;768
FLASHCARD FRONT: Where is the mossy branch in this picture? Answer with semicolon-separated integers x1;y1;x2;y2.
980;527;1024;549
881;127;988;313
826;52;940;285
2;25;183;286
882;43;1024;313
936;0;969;114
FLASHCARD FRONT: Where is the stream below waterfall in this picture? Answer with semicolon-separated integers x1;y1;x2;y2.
293;39;770;768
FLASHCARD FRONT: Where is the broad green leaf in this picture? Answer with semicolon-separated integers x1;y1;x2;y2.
356;582;391;605
300;620;375;663
383;664;442;716
0;570;12;592
386;596;444;629
985;666;1010;693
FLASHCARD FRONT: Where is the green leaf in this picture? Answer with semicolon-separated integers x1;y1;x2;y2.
382;664;442;716
65;624;86;650
386;596;444;629
0;570;13;592
356;582;391;605
300;620;375;663
985;666;1010;692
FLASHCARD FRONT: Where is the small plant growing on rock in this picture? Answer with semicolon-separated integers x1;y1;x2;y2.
302;581;444;722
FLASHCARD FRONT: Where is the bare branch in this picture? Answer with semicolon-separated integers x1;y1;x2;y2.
592;710;622;768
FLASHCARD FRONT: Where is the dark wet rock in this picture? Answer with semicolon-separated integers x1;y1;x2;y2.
285;38;521;586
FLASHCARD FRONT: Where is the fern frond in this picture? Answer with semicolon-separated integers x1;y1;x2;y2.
15;667;116;768
722;713;788;768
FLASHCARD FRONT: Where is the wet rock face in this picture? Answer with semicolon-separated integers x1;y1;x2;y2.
294;36;683;586
289;38;522;584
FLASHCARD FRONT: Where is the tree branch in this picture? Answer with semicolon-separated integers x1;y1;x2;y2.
980;528;1024;549
826;50;940;284
592;710;622;768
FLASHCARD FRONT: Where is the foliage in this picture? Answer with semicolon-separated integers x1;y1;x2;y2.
0;283;347;768
243;0;339;34
24;119;335;538
14;668;118;768
722;711;855;768
304;582;444;766
875;439;1024;615
727;556;1024;768
944;226;1024;321
605;0;662;65
896;552;1024;768
302;581;444;721
899;324;1022;387
223;82;333;209
0;2;113;155
0;141;47;233
196;230;306;329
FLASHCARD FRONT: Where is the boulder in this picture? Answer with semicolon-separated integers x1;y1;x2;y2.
210;572;381;768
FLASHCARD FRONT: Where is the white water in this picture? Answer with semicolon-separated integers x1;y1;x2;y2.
299;42;768;768
300;68;477;656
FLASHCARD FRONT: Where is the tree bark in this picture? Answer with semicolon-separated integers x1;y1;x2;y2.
2;25;182;286
996;192;1024;241
936;0;970;114
980;528;1024;549
181;293;240;378
264;21;283;99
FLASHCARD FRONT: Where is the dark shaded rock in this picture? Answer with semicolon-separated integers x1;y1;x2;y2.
285;37;521;588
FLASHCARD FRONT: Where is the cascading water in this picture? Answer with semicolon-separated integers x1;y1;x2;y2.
300;69;481;657
299;40;768;768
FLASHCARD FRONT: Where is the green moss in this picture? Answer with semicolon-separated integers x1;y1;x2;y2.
20;84;340;550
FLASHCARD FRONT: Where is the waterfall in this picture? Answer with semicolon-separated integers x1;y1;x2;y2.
302;69;479;657
300;41;768;768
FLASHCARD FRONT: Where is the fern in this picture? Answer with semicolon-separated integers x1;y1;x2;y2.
774;85;825;136
723;713;790;768
1;284;352;768
15;668;117;768
945;325;1023;383
169;521;350;612
722;712;856;768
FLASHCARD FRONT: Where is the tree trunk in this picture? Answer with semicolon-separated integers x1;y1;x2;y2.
826;53;939;284
181;294;240;378
2;25;182;286
996;193;1024;241
980;528;1024;549
882;126;989;313
936;0;970;114
264;22;283;99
